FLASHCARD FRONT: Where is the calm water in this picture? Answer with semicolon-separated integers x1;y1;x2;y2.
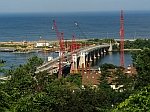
92;51;132;68
0;51;132;72
0;11;149;72
0;52;58;70
0;11;150;41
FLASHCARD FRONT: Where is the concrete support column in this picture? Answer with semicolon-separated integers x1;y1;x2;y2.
96;50;98;57
86;55;88;62
104;49;106;54
99;49;102;57
101;49;104;55
93;50;96;59
70;53;78;74
79;52;86;68
94;53;96;59
101;48;105;57
108;41;113;52
97;49;100;57
88;52;92;61
89;55;92;61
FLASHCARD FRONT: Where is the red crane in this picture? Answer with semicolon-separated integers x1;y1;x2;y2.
74;21;87;48
120;10;125;67
71;34;77;53
52;20;65;78
70;34;77;74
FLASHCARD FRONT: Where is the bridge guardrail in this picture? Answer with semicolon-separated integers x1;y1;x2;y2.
36;44;110;73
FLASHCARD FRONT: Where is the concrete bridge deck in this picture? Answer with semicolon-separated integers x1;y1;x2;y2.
35;44;110;74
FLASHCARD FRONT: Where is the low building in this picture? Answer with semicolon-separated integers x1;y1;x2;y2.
35;40;50;47
77;68;101;86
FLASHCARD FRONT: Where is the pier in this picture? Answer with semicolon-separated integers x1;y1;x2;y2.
0;47;16;52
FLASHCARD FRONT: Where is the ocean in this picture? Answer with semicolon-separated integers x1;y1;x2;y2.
0;11;150;41
0;11;149;71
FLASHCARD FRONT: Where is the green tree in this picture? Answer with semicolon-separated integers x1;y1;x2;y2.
113;85;150;112
66;74;82;86
134;48;150;89
99;64;135;109
25;56;43;74
124;39;150;49
0;56;44;111
0;85;11;111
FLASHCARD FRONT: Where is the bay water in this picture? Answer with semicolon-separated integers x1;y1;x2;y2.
0;11;149;71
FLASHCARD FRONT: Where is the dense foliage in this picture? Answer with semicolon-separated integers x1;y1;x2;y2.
87;38;115;45
124;39;150;49
113;85;150;112
1;45;150;111
132;48;150;89
114;48;150;111
0;55;135;112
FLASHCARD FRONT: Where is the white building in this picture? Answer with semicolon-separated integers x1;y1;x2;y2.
35;41;50;47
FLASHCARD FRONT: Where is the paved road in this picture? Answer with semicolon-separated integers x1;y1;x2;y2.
35;44;110;74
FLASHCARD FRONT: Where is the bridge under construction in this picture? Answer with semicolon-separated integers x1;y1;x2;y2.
34;10;135;86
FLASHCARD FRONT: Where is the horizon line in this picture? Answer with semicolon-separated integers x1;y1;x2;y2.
0;10;150;14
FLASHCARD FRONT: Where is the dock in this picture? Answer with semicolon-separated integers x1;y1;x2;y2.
0;47;16;52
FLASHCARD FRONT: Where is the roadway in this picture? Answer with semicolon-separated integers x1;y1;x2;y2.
35;44;110;74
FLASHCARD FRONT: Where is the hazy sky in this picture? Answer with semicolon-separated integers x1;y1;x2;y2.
0;0;149;13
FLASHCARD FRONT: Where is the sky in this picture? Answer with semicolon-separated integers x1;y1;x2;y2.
0;0;149;13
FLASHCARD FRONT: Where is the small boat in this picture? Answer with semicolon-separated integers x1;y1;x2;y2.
13;50;32;54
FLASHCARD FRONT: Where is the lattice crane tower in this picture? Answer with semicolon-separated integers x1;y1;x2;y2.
120;10;125;67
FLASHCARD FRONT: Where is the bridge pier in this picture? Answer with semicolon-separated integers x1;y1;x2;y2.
95;50;99;58
86;55;88;62
70;53;78;74
98;49;101;57
101;48;104;56
79;51;86;69
88;52;93;62
89;56;92;62
94;53;96;59
97;50;100;57
35;44;111;76
108;41;113;52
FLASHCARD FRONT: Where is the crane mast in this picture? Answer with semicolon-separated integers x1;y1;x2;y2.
120;10;125;67
52;20;65;78
70;34;77;74
74;21;87;48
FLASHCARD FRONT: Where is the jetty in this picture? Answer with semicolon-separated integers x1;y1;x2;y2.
0;47;16;52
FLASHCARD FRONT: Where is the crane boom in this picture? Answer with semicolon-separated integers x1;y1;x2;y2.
120;10;125;67
52;20;60;40
52;20;65;78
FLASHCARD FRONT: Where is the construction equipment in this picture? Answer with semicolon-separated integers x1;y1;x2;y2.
52;20;65;78
74;21;87;48
120;10;125;67
74;21;87;39
70;34;78;74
